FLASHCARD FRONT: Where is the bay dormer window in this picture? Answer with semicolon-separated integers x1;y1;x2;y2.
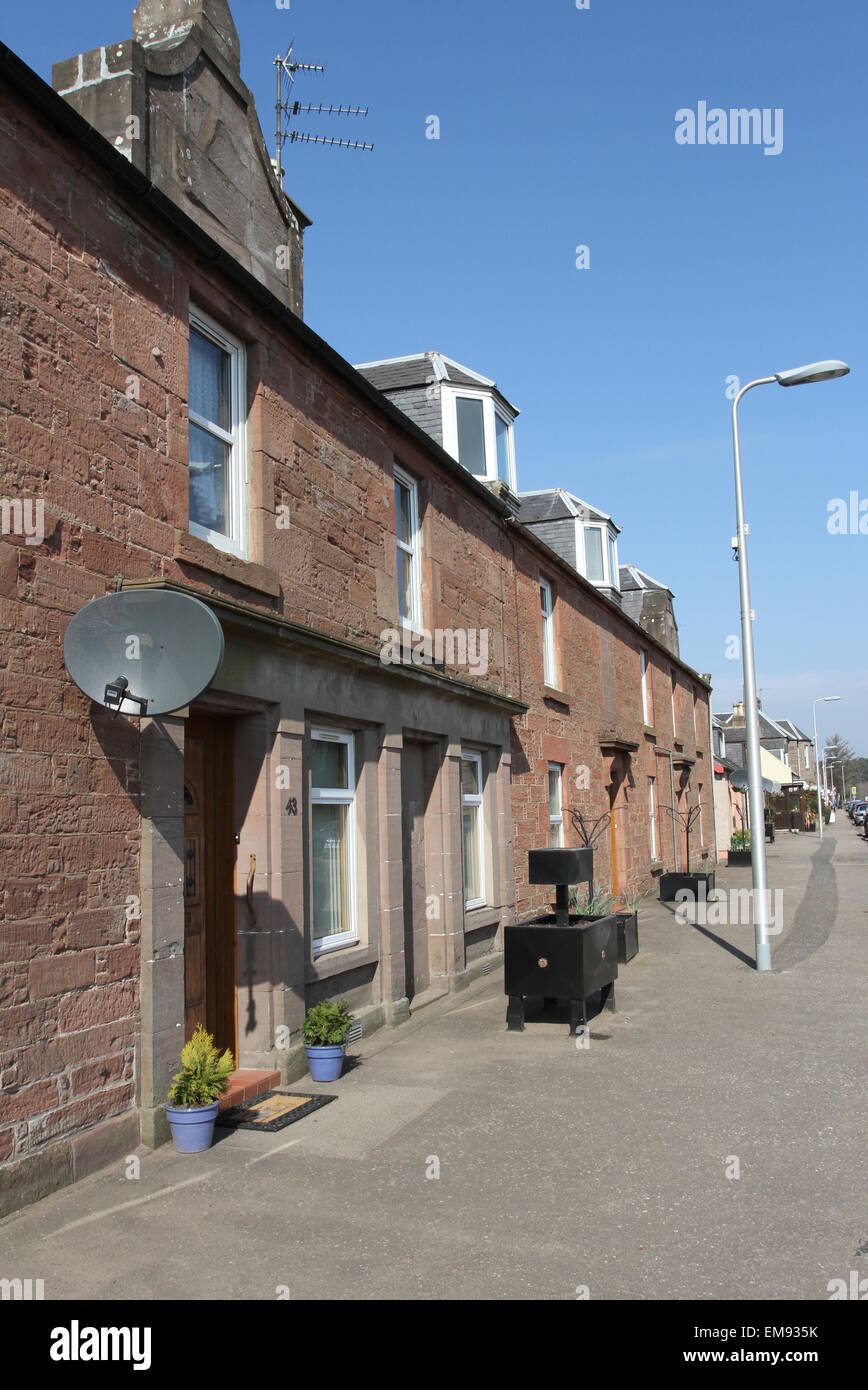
442;386;517;491
581;522;619;591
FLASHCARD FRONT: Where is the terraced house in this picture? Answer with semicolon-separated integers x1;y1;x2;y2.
0;0;714;1216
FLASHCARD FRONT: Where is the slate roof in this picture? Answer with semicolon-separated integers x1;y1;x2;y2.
354;351;519;415
517;487;612;528
774;718;813;742
713;710;791;743
619;564;673;597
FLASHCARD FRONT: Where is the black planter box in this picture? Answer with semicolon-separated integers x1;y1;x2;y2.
574;909;638;964
727;849;752;867
659;871;715;902
504;913;618;1033
615;910;638;963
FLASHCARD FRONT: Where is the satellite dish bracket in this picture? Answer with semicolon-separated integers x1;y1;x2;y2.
104;676;148;718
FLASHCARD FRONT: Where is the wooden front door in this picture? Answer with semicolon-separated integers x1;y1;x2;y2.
183;715;237;1057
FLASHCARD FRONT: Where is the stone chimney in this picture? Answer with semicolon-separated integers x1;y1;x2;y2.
51;0;309;317
731;700;745;723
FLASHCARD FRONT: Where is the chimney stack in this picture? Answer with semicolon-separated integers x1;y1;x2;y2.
52;0;309;317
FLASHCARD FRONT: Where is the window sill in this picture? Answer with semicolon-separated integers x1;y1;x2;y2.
464;904;501;930
543;684;569;707
643;724;657;739
307;940;378;983
174;529;280;597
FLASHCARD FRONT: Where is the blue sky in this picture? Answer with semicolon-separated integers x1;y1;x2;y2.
7;0;867;752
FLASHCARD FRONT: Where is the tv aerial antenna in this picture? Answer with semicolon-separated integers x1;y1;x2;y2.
273;38;373;184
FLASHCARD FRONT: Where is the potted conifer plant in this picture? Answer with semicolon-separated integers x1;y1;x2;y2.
302;999;354;1082
165;1025;234;1154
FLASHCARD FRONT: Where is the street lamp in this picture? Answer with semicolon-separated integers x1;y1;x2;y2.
731;362;849;972
825;741;849;807
812;696;841;841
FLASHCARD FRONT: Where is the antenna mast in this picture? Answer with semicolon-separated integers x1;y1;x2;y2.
273;39;372;184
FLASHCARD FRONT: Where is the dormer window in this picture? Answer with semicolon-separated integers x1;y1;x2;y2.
581;523;619;590
442;386;517;490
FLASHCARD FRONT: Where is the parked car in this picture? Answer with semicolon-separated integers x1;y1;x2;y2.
853;802;868;826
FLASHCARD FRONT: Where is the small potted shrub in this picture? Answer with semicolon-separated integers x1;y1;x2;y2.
569;885;616;922
302;999;354;1082
166;1025;234;1153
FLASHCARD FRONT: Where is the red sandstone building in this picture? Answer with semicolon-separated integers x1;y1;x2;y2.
0;1;714;1216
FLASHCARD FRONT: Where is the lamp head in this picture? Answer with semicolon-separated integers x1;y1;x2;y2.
775;360;850;387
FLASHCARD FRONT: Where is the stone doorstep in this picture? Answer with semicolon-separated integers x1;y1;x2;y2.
219;1069;281;1111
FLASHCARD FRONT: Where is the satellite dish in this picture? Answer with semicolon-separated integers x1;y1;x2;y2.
730;768;775;794
64;590;224;717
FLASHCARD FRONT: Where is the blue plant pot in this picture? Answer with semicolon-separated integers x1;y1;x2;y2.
165;1100;220;1153
305;1044;346;1082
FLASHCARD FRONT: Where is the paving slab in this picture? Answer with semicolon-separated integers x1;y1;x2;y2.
1;823;865;1300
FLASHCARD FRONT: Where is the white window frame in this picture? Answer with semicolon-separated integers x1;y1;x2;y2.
393;464;423;633
607;530;620;591
441;385;517;491
641;649;650;724
549;763;564;847
580;522;619;589
693;690;698;736
539;577;557;688
805;744;811;770
698;784;704;846
310;728;358;955
461;749;486;910
648;776;658;860
188;304;248;559
671;671;678;738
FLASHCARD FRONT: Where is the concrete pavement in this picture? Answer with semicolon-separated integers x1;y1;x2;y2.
1;820;866;1300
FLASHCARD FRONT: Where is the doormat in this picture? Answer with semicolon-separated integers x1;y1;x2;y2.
216;1090;337;1133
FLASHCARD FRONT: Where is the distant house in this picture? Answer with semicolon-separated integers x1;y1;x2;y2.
773;719;816;788
715;704;816;789
711;715;741;850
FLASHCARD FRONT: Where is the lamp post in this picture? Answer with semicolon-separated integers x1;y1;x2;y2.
812;696;841;840
731;362;849;970
825;746;847;809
